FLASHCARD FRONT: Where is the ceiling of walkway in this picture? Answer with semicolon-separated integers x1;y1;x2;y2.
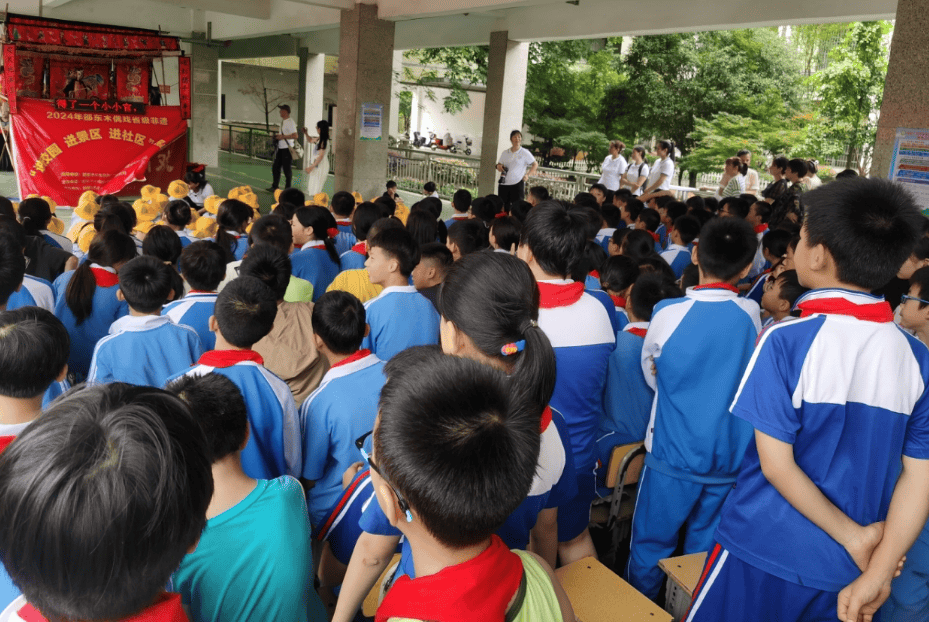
11;0;897;55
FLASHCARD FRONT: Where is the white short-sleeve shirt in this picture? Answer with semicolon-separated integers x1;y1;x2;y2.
624;161;650;196
647;157;674;192
498;147;536;186
598;155;627;191
278;118;297;149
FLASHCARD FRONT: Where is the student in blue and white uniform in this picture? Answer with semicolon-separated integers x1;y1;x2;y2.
445;189;472;230
660;214;700;280
18;197;70;251
53;231;137;381
164;241;226;351
6;273;54;312
639;140;675;204
300;291;386;528
518;202;615;565
338;202;380;272
330;191;358;256
627;217;760;600
87;256;202;387
163;200;196;248
168;277;302;481
361;228;440;360
290;206;341;301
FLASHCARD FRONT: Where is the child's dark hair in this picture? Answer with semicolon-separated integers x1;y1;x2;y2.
375;196;397;218
179;241;226;292
352;202;382;242
0;383;212;621
686;195;705;212
0;307;68;398
610;227;629;248
907;218;929;262
312;290;367;355
368;216;405;241
368;227;420;277
638;255;678;284
452;189;472;214
751;201;772;224
529;186;550;203
294;205;341;267
17;197;52;236
520;201;587;278
271;202;299;221
696;217;758;282
167;372;248;463
142;224;183;264
681;263;700;289
164;200;192;228
910;267;929;309
447;219;488;257
239;244;292;301
386;180;397;190
836;169;859;180
65;231;137;324
510;200;533;224
574;239;608;282
213;276;278;348
653;195;674;210
471;196;503;225
248;214;293;255
423;181;437;194
331;191;356;218
774;270;810;311
0;232;26;307
406;209;438;247
804;178;924;289
419;242;454;278
279;188;306;210
600;255;639;293
630;272;683;322
573;206;603;240
664;201;688;225
761;228;793;259
215;199;253;262
637;208;660;232
720;196;750;219
573;192;599;209
94;202;136;235
118;255;175;313
376;347;541;548
673;215;701;246
703;197;719;213
602;204;621;229
0;197;15;221
621;229;658;262
589;182;608;196
490;215;522;251
787;158;808;178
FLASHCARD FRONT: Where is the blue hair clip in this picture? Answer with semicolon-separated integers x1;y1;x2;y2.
404;509;414;523
500;340;526;356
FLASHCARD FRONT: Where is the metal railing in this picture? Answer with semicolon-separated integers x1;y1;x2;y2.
218;122;336;171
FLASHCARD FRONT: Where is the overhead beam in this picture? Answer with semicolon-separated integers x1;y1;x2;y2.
150;0;271;20
286;0;355;10
219;35;300;58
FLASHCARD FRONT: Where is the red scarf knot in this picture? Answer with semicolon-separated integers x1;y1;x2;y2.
610;295;627;309
589;270;601;280
648;231;660;243
754;224;769;234
293;243;303;250
795;296;893;323
627;326;648;338
494;211;509;219
540;406;552;433
327;227;340;239
693;282;739;294
375;535;523;622
198;349;265;368
331;349;372;369
351;241;367;256
537;281;585;309
90;267;119;288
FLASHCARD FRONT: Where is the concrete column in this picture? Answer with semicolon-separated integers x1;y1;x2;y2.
334;3;395;199
872;0;929;178
389;50;403;139
190;33;220;167
478;31;529;196
298;49;326;170
410;86;422;137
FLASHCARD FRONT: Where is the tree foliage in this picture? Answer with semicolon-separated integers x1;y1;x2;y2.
402;46;489;114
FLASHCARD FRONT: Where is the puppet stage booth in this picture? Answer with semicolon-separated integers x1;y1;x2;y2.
0;14;191;206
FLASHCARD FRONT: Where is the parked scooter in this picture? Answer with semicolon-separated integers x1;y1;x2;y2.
457;135;473;156
411;131;428;148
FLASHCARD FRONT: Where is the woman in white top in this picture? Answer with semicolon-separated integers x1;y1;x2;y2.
303;120;331;196
802;159;822;190
597;140;627;192
737;149;760;195
496;130;538;208
639;140;675;203
620;146;650;196
184;166;214;213
715;157;748;200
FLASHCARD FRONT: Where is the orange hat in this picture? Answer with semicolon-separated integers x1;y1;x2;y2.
74;197;99;221
274;188;283;201
79;190;99;205
204;195;222;215
192;215;218;239
77;226;97;254
167;180;190;200
140;184;160;199
134;220;156;235
152;194;170;212
351;191;363;204
133;199;160;222
313;192;329;207
240;192;259;209
47;216;65;235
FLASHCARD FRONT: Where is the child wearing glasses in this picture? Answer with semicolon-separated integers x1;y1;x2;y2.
363;347;574;622
167;373;327;622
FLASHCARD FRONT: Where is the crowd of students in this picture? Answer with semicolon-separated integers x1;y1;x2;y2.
0;156;927;622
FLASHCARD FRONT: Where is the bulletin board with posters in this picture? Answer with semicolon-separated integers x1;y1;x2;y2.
0;13;190;205
889;128;929;216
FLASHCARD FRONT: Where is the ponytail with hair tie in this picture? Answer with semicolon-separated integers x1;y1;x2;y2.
500;340;526;356
327;227;339;239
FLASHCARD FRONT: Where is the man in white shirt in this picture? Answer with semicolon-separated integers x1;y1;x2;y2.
268;104;298;192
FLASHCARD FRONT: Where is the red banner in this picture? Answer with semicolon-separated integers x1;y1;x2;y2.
115;62;148;102
6;15;180;53
10;98;188;205
178;56;191;120
3;45;18;113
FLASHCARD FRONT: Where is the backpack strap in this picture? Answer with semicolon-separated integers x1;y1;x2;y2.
503;568;528;622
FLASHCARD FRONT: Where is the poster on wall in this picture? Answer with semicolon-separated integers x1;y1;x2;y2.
360;102;382;141
889;128;929;215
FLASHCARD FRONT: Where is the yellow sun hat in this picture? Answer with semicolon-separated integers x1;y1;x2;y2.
79;190;99;205
134;220;156;235
167;180;190;200
313;192;329;207
274;189;283;201
152;193;170;212
47;216;65;235
204;195;223;215
133;199;160;222
240;192;259;210
140;184;160;199
350;191;363;204
74;197;99;221
192;215;218;239
77;226;97;254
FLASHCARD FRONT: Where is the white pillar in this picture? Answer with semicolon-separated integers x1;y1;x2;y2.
298;50;326;150
389;50;402;138
190;33;220;167
410;86;422;137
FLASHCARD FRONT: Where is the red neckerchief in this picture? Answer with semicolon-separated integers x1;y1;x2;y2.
351;242;367;256
647;231;660;243
375;536;523;622
540;406;552;433
494;211;508;219
627;326;648;338
198;349;264;368
537;281;585;309
327;227;340;239
19;593;187;622
754;224;769;234
0;436;14;454
293;243;304;250
795;296;893;323
331;349;371;369
610;295;626;309
336;219;352;226
693;282;739;294
589;270;600;280
188;290;216;295
452;214;470;220
90;267;119;288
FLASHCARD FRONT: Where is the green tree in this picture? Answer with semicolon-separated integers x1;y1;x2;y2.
402;46;489;114
807;21;891;172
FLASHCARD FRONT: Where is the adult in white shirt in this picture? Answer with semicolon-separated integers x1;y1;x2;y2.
184;166;214;212
737;149;760;195
495;130;538;208
639;139;675;203
598;140;628;192
620;146;650;196
268;104;298;192
303;120;331;195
